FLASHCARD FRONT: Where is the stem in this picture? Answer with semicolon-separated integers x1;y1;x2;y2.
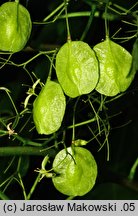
0;147;52;156
128;158;138;180
43;2;65;22
5;90;18;117
0;88;19;130
109;2;138;15
64;0;71;41
13;134;43;147
105;1;110;38
67;117;97;129
4;157;15;174
59;11;119;21
18;173;27;200
88;98;101;134
15;50;55;67
27;173;41;200
0;173;14;188
72;97;80;141
47;51;57;79
80;5;97;41
0;191;10;200
0;54;12;69
41;155;49;170
0;51;55;68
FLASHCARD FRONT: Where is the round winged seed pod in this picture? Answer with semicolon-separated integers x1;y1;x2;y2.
33;80;66;135
93;38;135;96
52;147;97;196
0;2;32;52
56;41;99;98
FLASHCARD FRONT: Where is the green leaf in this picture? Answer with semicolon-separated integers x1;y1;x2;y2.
0;2;32;52
56;41;99;98
52;147;97;196
94;38;135;96
33;80;66;135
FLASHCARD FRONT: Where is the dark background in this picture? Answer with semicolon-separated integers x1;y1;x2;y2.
0;0;138;200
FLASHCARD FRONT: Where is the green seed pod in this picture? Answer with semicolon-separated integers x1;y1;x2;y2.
0;2;32;52
52;147;97;196
56;41;99;98
132;38;138;72
33;80;66;135
93;38;135;96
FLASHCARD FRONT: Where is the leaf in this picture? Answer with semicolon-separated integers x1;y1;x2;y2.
33;80;66;135
52;147;97;196
56;41;99;98
93;38;135;96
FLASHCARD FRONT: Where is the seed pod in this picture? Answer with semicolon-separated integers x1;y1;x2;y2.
0;2;32;52
52;147;97;196
132;38;138;72
33;80;66;135
93;38;135;96
56;41;99;98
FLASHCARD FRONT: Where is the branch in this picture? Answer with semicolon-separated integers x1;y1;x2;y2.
0;146;54;156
